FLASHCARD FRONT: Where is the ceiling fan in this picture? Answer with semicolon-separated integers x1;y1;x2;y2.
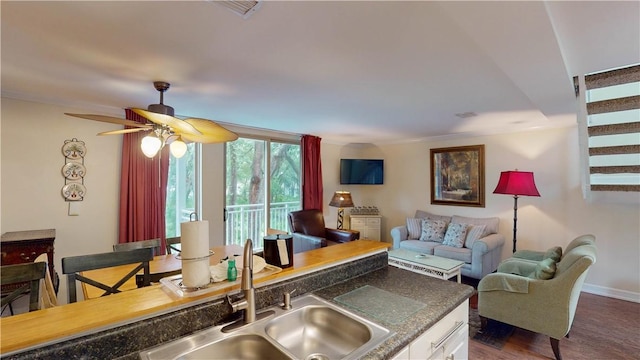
65;81;238;158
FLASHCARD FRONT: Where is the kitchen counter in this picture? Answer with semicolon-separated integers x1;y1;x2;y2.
1;241;473;359
0;241;388;356
315;266;474;359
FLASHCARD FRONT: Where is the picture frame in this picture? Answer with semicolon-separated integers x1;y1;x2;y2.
430;145;485;207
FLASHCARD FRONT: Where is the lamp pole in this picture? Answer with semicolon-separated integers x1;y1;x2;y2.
493;170;541;254
337;208;345;229
511;195;519;253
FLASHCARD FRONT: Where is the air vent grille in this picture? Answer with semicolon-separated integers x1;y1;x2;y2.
210;0;262;19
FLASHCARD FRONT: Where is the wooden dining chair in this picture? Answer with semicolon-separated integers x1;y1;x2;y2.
113;238;162;256
1;262;47;313
165;236;181;254
34;253;58;309
62;248;154;303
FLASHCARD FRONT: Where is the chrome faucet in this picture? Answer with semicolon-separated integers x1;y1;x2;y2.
223;239;271;332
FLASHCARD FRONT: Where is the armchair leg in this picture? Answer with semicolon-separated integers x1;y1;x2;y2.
550;337;562;360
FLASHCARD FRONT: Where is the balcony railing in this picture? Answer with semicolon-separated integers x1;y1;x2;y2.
179;201;300;249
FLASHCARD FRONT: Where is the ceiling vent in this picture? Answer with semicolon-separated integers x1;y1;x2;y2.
210;1;262;19
455;112;477;119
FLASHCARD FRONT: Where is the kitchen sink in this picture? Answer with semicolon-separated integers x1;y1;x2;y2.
140;294;392;360
174;334;290;360
265;299;378;359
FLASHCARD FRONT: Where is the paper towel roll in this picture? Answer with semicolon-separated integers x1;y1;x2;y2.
180;220;211;288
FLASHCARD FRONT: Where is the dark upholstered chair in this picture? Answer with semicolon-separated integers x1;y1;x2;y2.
288;209;360;253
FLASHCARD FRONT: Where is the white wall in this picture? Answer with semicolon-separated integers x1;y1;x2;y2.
322;127;640;301
1;98;122;304
3;98;638;305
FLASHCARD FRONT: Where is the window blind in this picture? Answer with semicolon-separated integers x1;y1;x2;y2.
577;64;640;192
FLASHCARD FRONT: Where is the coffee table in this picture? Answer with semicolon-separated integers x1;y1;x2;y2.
388;249;464;283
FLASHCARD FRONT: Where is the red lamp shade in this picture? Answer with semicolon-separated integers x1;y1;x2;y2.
493;171;541;197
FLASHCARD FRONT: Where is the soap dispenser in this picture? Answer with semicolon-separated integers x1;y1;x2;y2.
227;258;237;282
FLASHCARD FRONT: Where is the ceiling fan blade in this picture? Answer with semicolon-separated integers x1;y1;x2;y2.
65;113;148;128
98;127;152;136
130;108;202;136
179;118;239;144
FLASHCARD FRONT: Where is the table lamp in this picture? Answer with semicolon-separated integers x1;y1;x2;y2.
329;191;354;229
493;170;541;252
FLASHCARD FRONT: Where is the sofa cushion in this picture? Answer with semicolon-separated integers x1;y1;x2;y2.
451;215;499;236
544;246;563;262
434;245;472;264
528;257;557;280
442;223;468;248
399;240;439;254
464;224;486;248
419;219;448;242
415;210;451;223
406;218;422;239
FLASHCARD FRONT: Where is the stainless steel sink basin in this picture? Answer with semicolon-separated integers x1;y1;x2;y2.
140;294;392;360
140;326;292;360
265;295;389;360
176;334;290;360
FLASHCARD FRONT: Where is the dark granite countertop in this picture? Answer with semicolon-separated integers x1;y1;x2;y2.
2;250;473;360
314;266;475;359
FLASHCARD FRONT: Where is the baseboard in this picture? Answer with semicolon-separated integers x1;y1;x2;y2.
582;283;640;303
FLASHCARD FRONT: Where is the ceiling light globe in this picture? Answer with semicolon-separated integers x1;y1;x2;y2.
170;139;188;158
141;135;162;158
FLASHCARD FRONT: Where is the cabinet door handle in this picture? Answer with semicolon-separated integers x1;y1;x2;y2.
431;320;464;350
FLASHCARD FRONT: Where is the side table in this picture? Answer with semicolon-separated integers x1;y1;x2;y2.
388;248;464;283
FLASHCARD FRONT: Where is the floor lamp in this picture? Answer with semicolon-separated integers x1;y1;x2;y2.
329;191;354;229
493;170;541;253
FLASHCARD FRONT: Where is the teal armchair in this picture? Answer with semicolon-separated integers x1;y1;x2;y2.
477;235;596;360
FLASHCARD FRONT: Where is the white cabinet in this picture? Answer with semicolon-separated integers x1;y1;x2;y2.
349;215;381;240
391;300;469;360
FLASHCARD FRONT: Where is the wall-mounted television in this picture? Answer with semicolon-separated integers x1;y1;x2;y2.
340;159;384;185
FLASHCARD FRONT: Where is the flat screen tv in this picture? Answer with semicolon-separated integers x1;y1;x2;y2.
340;159;384;185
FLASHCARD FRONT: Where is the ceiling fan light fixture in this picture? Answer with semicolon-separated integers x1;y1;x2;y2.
170;137;188;158
141;133;162;158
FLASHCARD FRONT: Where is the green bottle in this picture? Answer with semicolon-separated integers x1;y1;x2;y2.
227;259;237;281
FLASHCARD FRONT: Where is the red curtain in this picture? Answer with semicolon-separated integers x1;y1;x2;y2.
118;109;168;254
301;135;323;211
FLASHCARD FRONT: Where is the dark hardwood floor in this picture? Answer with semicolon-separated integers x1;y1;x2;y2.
468;292;640;359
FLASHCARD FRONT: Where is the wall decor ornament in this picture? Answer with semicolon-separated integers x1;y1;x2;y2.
61;139;87;159
430;144;485;207
61;162;86;180
61;138;86;201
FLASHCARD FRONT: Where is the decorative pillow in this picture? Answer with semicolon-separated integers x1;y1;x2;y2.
419;219;448;242
528;258;557;280
406;218;423;239
544;246;563;262
442;223;469;248
464;224;486;248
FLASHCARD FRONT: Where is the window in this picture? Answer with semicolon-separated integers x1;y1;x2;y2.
225;137;301;250
577;64;640;192
166;143;199;237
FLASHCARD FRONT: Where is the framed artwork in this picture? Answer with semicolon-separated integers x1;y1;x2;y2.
430;145;485;207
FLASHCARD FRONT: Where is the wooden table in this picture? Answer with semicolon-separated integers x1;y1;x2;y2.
80;245;243;300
